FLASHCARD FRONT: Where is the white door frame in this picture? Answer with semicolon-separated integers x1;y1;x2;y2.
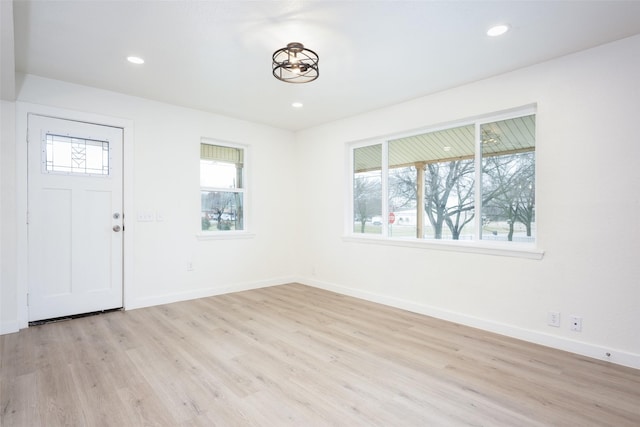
16;102;135;329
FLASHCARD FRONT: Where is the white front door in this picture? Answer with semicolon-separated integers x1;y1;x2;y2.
27;115;124;322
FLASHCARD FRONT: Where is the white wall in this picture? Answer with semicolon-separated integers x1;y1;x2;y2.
294;35;640;369
1;100;18;333
7;74;297;330
0;0;16;333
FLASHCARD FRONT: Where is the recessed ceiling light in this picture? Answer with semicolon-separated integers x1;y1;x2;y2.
127;56;145;64
443;146;451;152
292;102;304;108
487;24;510;37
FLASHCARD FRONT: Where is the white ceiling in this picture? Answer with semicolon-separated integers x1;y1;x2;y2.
9;0;640;131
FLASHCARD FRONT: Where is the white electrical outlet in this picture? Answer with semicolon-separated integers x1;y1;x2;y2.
187;261;194;271
547;311;560;327
569;316;582;332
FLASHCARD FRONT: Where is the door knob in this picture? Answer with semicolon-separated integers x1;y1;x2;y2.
112;225;121;232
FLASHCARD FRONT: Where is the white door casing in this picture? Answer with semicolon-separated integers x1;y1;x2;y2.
27;115;123;321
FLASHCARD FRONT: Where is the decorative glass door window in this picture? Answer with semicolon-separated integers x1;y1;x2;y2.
44;134;110;176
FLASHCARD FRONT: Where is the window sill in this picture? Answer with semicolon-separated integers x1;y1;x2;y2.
342;235;544;260
197;231;256;241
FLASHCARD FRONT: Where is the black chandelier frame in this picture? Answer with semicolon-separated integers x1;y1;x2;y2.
272;42;319;84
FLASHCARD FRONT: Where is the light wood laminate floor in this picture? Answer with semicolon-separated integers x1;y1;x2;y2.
2;283;639;426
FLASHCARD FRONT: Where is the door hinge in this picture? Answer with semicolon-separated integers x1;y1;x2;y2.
26;211;30;224
26;293;29;306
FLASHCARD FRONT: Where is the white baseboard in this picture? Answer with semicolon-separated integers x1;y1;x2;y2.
298;277;640;370
125;276;295;311
1;320;20;335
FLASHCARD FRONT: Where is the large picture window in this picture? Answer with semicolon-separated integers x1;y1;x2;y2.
350;109;536;245
200;141;245;232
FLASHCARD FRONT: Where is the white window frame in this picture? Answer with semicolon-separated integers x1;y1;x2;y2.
198;138;253;240
344;106;543;259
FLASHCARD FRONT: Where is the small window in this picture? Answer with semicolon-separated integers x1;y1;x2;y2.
44;134;110;176
200;142;245;232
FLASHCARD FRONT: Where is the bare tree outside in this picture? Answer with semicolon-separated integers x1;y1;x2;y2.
353;173;381;233
427;160;475;239
201;191;242;230
388;166;417;211
482;152;535;241
353;144;382;234
387;161;476;239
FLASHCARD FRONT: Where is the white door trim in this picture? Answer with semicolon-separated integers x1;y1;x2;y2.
16;102;135;329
